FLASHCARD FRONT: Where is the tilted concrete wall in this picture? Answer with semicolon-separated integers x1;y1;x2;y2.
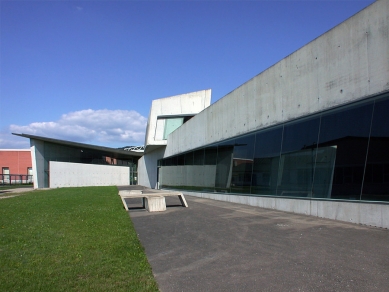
138;147;165;189
144;89;211;147
184;192;389;229
30;139;45;189
49;161;130;188
165;0;389;157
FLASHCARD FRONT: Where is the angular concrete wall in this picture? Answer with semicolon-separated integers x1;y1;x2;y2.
140;89;212;188
137;147;165;189
165;0;389;157
144;89;211;148
30;139;45;189
49;161;130;188
185;192;389;229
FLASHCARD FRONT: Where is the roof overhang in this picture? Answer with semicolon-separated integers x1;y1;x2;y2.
12;133;144;159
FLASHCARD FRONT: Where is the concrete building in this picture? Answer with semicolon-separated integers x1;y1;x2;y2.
138;89;211;189
16;0;388;227
143;0;389;228
13;134;143;189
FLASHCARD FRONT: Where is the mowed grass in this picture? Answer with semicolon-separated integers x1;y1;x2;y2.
0;186;159;292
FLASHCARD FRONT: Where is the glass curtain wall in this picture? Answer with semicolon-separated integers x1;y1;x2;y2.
251;127;283;195
159;93;389;202
277;117;320;197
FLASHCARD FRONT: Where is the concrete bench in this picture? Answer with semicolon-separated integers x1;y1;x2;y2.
118;189;188;212
145;195;166;212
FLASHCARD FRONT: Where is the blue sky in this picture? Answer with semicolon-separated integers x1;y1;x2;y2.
0;0;375;149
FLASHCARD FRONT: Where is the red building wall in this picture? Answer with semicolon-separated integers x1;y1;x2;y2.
0;150;32;174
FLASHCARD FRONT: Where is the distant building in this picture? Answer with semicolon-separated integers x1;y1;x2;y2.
0;149;32;184
12;134;144;189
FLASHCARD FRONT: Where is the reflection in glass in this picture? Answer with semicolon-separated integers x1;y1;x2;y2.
202;146;218;191
311;146;337;198
177;154;185;166
193;149;204;165
277;118;320;197
362;97;389;201
251;127;283;195
316;102;373;200
185;152;194;165
158;94;389;203
215;141;234;192
163;118;184;139
230;134;255;193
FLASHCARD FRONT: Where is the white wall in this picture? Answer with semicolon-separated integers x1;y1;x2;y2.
49;161;130;188
165;0;389;157
137;147;165;189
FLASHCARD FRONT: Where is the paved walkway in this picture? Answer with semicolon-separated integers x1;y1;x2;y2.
129;195;389;292
0;187;34;199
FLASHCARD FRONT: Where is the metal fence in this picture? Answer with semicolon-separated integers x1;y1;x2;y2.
0;174;33;185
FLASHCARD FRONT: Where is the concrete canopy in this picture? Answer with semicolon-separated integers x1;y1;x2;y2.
13;133;143;159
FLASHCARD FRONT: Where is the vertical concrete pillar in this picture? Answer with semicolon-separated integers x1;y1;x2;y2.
30;139;45;189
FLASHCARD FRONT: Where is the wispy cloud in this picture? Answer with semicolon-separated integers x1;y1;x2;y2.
1;109;147;149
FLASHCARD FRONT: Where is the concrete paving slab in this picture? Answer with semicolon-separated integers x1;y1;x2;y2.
129;195;389;292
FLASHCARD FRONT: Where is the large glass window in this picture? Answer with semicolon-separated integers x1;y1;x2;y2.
163;118;184;139
158;94;389;203
230;134;255;194
362;97;389;201
215;141;234;192
202;146;217;191
185;152;194;165
193;149;204;165
316;102;373;200
252;127;283;196
277;118;320;197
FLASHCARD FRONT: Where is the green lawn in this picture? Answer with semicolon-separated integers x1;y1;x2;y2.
0;186;159;292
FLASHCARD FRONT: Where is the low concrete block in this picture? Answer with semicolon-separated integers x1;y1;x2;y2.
145;196;166;212
382;206;389;229
359;203;382;227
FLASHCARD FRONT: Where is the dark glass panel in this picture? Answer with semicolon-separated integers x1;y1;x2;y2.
215;140;234;192
315;102;373;200
230;134;255;194
201;146;218;191
362;97;389;201
193;149;204;165
177;155;185;166
251;127;283;195
185;152;194;165
163;158;169;166
204;146;217;165
277;118;320;197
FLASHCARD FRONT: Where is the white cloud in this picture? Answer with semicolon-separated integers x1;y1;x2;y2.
0;132;30;149
1;109;147;149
